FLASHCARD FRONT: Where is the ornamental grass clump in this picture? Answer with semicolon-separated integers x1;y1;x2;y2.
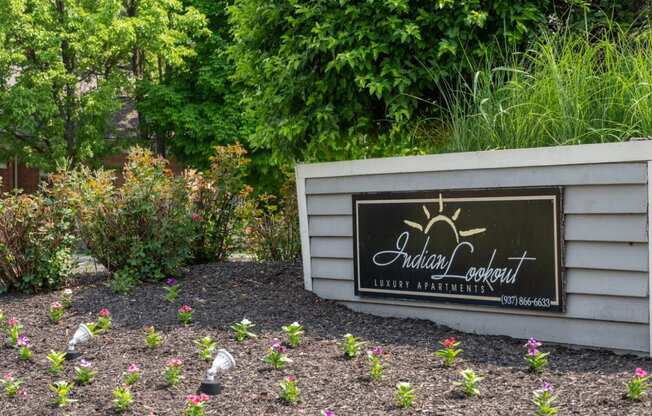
626;368;650;401
49;301;65;323
145;326;163;349
231;318;256;341
124;363;141;385
47;350;66;375
49;380;75;407
533;382;558;416
164;358;183;387
435;337;463;367
184;393;210;416
341;333;365;359
16;335;32;360
525;338;549;374
178;305;193;325
163;278;179;302
1;373;22;398
263;338;292;370
456;368;483;397
282;321;304;348
367;346;384;381
194;336;217;361
74;359;96;385
395;382;416;409
279;375;300;405
113;385;134;412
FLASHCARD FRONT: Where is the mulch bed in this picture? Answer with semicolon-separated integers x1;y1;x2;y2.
1;261;651;415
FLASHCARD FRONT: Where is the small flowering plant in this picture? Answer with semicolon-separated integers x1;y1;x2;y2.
367;346;384;381
626;367;651;401
61;288;73;308
96;308;112;333
6;317;23;346
74;359;96;385
435;337;463;367
49;380;75;407
524;338;549;374
163;278;179;302
49;301;65;323
113;384;133;412
1;373;22;398
178;305;193;325
194;336;217;361
145;326;163;349
47;350;67;375
231;318;256;341
320;410;334;416
184;393;210;416
533;382;558;416
395;382;416;408
17;335;32;360
279;375;300;405
124;363;141;385
341;333;365;359
263;338;292;370
455;368;483;397
164;358;183;387
282;322;304;348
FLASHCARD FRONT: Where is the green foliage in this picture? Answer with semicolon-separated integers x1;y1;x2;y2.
186;144;249;263
437;25;652;153
243;178;301;262
340;333;365;359
455;368;483;397
395;382;416;408
51;147;196;289
0;186;75;293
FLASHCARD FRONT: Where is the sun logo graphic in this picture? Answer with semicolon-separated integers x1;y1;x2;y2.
403;193;486;243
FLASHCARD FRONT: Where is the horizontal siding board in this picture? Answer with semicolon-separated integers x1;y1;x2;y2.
306;185;647;217
311;258;354;279
310;237;353;259
341;300;649;352
564;185;647;214
310;213;649;242
564;214;647;242
305;163;646;195
309;216;352;237
312;279;649;324
565;242;648;272
311;260;649;298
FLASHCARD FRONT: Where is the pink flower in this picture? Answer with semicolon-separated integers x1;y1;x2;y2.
286;375;296;382
442;337;457;349
98;308;111;318
16;335;29;347
178;305;192;313
635;368;648;378
370;346;383;357
166;358;182;367
321;411;334;416
80;359;93;368
3;373;13;381
271;338;286;353
51;301;63;310
186;393;210;405
542;382;554;394
7;317;18;327
191;213;202;222
166;278;177;286
128;363;140;373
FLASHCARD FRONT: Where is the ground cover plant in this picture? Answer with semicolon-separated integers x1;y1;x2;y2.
1;262;651;415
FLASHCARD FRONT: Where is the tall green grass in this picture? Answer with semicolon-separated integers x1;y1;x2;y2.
435;26;652;152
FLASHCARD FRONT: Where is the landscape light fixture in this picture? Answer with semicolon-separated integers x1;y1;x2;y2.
199;348;236;395
65;323;93;360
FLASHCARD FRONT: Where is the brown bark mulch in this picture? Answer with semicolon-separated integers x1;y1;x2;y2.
0;261;651;415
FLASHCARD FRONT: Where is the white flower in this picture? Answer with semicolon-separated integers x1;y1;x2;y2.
63;289;73;296
241;318;251;325
291;322;301;327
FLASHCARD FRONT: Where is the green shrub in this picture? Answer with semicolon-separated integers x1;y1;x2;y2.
0;184;75;293
186;144;249;263
52;147;195;288
244;179;300;262
437;24;652;152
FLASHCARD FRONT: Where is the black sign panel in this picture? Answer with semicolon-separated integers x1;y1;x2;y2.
353;187;564;312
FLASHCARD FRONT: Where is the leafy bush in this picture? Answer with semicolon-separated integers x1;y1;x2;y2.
0;184;75;293
51;147;195;288
437;25;652;152
185;144;249;263
243;178;300;262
